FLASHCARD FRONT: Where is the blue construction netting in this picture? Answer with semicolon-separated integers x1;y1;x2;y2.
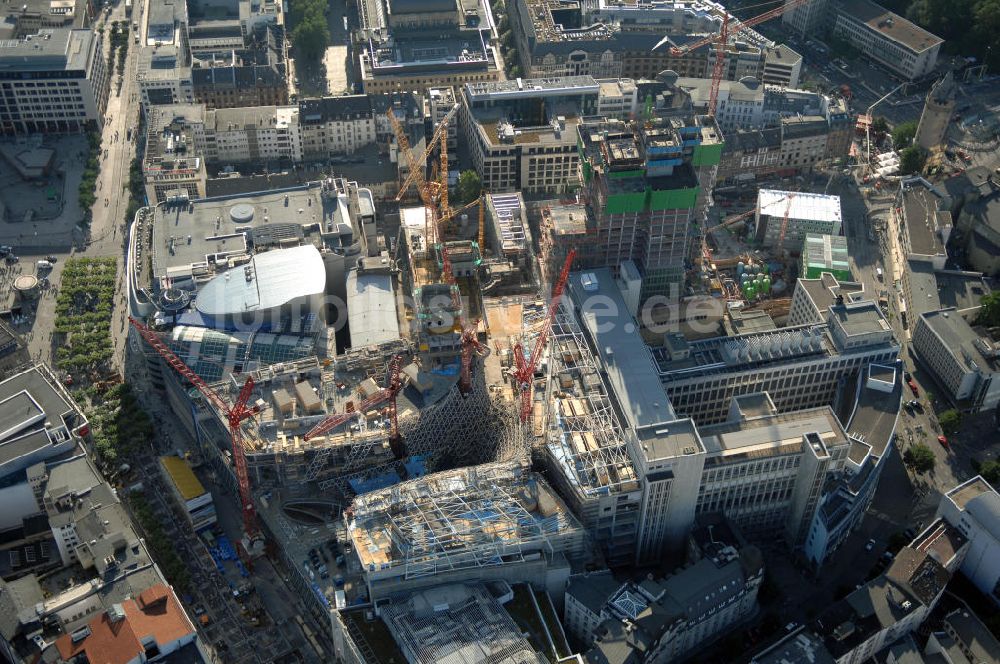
312;583;330;609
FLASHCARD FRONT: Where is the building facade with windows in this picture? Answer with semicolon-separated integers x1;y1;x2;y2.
0;29;109;135
912;308;1000;413
830;0;942;81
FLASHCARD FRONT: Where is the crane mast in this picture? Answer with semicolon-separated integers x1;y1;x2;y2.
128;317;261;544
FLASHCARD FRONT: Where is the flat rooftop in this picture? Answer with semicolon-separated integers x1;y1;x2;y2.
150;185;331;279
838;0;943;53
946;476;995;511
636;418;703;464
346;267;400;348
568;269;677;429
830;302;892;338
901;182;946;256
699;407;847;459
465;75;598;100
759;190;842;224
921;308;999;373
0;365;83;476
0;29;93;71
845;363;902;459
800;274;864;315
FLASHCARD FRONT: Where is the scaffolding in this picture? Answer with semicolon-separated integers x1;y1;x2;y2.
347;461;584;581
543;302;639;498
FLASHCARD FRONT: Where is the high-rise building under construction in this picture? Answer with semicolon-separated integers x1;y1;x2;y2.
550;116;722;301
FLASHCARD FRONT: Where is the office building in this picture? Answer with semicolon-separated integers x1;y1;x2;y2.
345;460;587;601
0;364;88;481
357;0;501;94
829;0;942;81
460;77;600;195
0;29;109;135
159;455;217;532
507;0;784;84
755;190;843;251
136;43;195;107
912;309;1000;413
915;72;957;151
570;116;722;301
762;44;803;88
801;234;852;282
143;104;208;204
781;0;830;38
951;168;1000;277
0;0;91;38
805;363;903;568
788;272;864;328
937;476;1000;606
656;301;898;426
928;608;1000;663
566;525;763;663
695;396;851;546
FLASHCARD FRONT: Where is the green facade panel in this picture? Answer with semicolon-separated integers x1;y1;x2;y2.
608;169;645;179
692;142;723;167
605;192;647;214
649;187;699;211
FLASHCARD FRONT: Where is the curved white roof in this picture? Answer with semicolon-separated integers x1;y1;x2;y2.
195;244;326;316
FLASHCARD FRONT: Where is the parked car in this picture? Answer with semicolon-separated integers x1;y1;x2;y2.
865;538;876;552
5;255;18;264
907;380;919;396
937;435;949;449
909;400;924;413
45;255;57;263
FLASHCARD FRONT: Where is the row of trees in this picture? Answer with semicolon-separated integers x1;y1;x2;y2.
53;257;118;374
289;0;330;63
903;0;1000;73
492;1;523;79
76;383;155;467
77;133;102;219
128;493;192;592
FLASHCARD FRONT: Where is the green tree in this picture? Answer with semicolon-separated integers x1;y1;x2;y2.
456;170;482;204
892;121;918;148
904;444;936;474
899;146;927;175
871;116;890;134
292;12;330;61
978;291;1000;327
977;459;1000;486
939;409;961;435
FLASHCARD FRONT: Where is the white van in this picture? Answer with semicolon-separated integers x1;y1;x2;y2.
37;260;53;271
876;267;884;280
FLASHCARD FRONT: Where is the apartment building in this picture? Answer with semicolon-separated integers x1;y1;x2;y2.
717;127;783;185
204;105;301;164
912;309;1000;413
298;95;376;160
892;177;952;327
780;115;833;173
566;526;763;662
0;29;109;135
788;271;864;327
830;0;942;81
755;190;843;251
427;87;458;150
570;116;722;301
657;301;898;426
143;104;208;204
816;546;952;664
936;477;1000;608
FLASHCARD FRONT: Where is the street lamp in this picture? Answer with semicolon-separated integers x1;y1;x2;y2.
866;82;906;177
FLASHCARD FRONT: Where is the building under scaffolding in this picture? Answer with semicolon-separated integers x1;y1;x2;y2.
346;460;588;600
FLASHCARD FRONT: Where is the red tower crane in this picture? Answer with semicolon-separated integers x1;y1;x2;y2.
653;0;813;116
511;249;576;422
128;317;262;546
303;355;407;457
458;321;489;397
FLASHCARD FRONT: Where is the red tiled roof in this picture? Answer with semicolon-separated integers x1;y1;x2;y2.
54;584;195;664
